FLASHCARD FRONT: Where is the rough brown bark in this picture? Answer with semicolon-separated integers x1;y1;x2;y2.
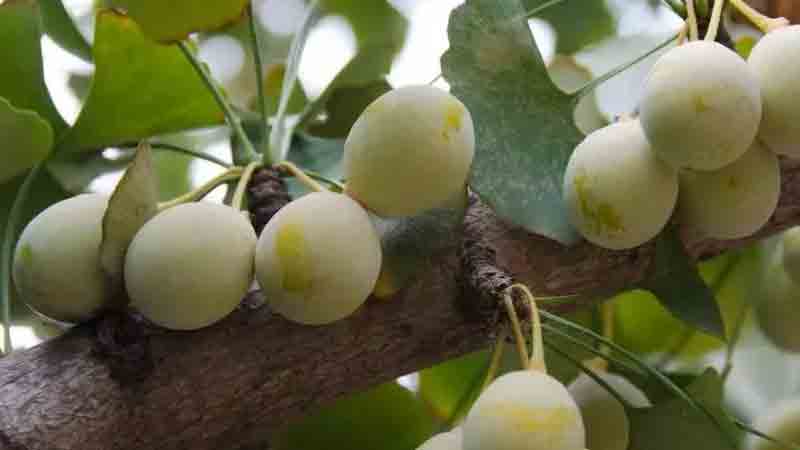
2;159;800;450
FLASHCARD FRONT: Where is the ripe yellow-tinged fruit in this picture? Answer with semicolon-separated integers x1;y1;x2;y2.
344;85;475;217
563;120;678;250
678;142;779;240
416;428;462;450
748;26;800;157
640;41;762;171
756;248;800;352
568;371;650;450
747;398;800;450
124;202;256;330
13;194;112;323
255;192;382;325
782;227;800;285
462;370;585;450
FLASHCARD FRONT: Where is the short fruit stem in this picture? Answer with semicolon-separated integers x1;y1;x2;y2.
158;167;244;211
232;162;261;211
687;0;700;41
728;0;790;33
481;327;508;391
511;284;546;373
503;294;531;370
704;0;726;42
277;161;328;193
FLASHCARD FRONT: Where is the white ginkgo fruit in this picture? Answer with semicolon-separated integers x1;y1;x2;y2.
13;194;112;323
563;119;678;250
462;370;585;450
416;428;462;450
747;398;800;450
344;85;475;217
124;202;256;330
678;141;779;240
255;192;382;325
640;40;762;171
748;25;800;156
568;371;650;450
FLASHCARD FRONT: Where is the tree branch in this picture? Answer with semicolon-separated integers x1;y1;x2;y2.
2;159;800;450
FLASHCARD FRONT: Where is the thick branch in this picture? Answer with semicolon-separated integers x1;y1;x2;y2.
2;159;800;450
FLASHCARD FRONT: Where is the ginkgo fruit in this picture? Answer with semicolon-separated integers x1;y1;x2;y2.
568;371;650;450
748;25;800;156
756;247;800;353
678;142;779;240
344;85;475;217
416;428;462;450
124;202;256;330
563;119;678;250
747;398;800;450
13;194;112;323
255;192;382;325
462;370;585;450
640;41;762;171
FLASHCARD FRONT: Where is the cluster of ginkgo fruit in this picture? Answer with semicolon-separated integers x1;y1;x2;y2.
12;85;476;330
417;286;650;450
564;25;800;251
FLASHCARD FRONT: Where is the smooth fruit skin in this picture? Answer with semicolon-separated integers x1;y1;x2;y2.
462;370;585;450
748;26;800;157
782;227;800;285
124;202;256;330
640;41;762;171
678;142;779;240
255;192;382;325
13;194;111;323
416;428;462;450
756;248;800;352
563;120;678;250
344;85;475;217
568;372;650;450
747;398;800;450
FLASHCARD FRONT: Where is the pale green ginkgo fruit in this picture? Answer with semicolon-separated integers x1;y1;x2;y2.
568;371;650;450
748;25;800;157
344;85;475;218
678;141;779;240
563;119;678;250
255;192;382;325
756;247;800;353
13;194;112;323
640;40;762;171
124;202;256;330
462;370;585;450
416;427;462;450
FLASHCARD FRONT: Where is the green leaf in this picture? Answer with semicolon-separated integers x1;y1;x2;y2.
272;382;436;450
57;10;225;154
100;143;158;295
320;0;407;61
628;369;741;450
0;98;53;185
107;0;249;43
441;0;582;244
0;0;67;135
371;190;467;298
420;349;491;422
47;151;133;194
639;227;725;339
307;79;391;138
285;133;344;198
39;0;92;61
523;0;615;54
547;55;607;136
